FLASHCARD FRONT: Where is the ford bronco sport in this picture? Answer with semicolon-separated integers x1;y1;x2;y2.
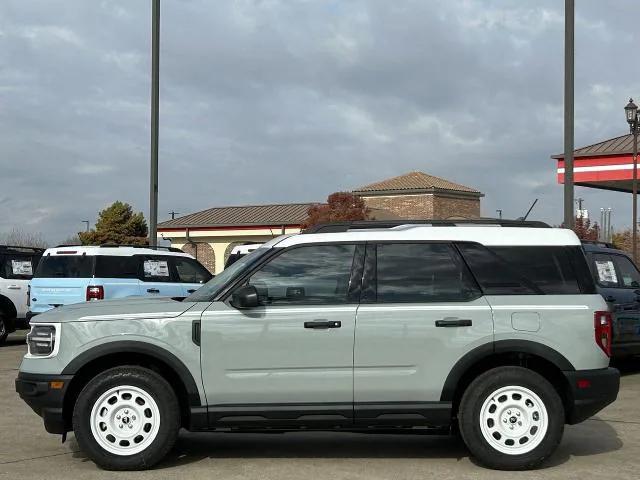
16;221;619;471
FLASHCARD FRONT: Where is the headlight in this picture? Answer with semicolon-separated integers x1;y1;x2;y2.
26;324;60;357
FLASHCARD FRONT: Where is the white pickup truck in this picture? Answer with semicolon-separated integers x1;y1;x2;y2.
0;246;43;344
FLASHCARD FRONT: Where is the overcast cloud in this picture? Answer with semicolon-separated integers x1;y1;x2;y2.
1;0;639;243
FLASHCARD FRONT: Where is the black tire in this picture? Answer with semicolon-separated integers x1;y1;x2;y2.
0;313;8;346
458;366;564;471
72;366;180;470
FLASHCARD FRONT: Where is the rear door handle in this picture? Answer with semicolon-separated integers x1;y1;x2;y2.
147;288;160;293
7;285;21;290
187;289;197;294
435;318;473;327
304;320;341;329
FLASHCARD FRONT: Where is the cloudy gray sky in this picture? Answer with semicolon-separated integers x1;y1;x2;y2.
1;0;639;243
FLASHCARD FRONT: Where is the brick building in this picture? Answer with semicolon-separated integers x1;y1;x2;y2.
158;171;482;273
354;171;483;219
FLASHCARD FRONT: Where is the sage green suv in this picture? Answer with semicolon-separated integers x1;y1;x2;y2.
16;221;620;471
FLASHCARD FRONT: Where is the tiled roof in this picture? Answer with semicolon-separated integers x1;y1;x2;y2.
352;171;481;194
158;203;315;229
552;134;635;158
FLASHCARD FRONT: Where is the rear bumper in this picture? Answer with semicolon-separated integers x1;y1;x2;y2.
563;367;620;424
15;372;74;434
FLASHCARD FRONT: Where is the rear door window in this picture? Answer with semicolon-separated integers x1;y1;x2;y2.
173;257;212;284
456;243;538;295
94;256;140;279
592;253;619;287
3;255;36;280
374;243;480;303
35;255;94;278
612;255;640;289
142;256;173;282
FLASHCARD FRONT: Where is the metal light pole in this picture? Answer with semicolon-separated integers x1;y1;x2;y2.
626;99;639;263
563;0;575;229
81;220;89;232
149;0;160;247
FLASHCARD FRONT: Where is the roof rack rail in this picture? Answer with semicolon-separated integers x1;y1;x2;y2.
97;243;184;253
302;219;551;234
0;245;46;253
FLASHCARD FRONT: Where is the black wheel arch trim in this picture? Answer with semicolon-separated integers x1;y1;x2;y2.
61;340;202;406
440;339;575;402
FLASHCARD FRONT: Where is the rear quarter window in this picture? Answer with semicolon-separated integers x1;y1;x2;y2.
458;244;590;295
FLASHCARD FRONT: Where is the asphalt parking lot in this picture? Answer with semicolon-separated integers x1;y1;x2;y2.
2;331;639;480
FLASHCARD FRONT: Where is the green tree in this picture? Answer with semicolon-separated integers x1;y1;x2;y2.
79;201;148;245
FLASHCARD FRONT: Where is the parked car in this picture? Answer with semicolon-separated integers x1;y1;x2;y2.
582;241;640;358
28;245;212;321
0;245;43;344
224;243;263;268
16;221;619;471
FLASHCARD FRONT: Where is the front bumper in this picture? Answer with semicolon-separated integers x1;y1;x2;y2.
563;367;620;424
15;372;74;434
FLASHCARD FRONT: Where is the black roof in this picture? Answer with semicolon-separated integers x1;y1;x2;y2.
303;219;550;234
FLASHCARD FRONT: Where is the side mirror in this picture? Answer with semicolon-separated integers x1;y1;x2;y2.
231;285;260;309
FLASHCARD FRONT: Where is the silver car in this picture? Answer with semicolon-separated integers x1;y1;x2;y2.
16;221;620;471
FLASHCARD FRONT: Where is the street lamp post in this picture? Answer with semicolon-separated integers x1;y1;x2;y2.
625;98;639;263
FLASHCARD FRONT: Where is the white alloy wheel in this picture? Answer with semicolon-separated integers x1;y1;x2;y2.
90;385;161;456
479;385;549;455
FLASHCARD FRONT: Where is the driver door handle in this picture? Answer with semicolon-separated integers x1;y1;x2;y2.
304;320;341;329
435;318;473;327
147;288;160;293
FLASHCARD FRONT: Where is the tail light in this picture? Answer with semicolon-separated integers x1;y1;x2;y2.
594;311;612;357
86;285;104;301
27;285;31;307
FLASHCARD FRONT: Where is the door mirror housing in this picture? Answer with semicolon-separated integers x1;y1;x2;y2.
231;285;260;309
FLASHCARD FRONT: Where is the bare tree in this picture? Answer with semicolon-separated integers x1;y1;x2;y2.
0;228;48;248
59;234;82;246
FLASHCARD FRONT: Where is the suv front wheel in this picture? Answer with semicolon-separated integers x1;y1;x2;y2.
72;366;180;470
458;366;564;470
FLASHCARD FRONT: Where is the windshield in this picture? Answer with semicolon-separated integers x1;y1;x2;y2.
186;247;271;302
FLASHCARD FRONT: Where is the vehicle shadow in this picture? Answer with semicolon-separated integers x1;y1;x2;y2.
2;332;27;347
89;415;618;471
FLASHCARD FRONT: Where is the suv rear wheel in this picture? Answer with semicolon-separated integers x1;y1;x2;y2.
72;366;180;470
458;366;564;470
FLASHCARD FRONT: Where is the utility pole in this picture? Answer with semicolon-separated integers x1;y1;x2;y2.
169;211;180;220
496;209;503;220
149;0;160;246
563;0;575;229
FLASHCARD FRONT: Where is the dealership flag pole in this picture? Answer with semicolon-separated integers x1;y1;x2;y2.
563;0;575;229
149;0;160;246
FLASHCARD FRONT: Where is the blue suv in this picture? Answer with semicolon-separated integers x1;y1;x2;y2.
583;241;640;358
28;245;212;320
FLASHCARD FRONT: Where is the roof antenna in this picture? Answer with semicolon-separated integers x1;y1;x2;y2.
518;199;539;221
